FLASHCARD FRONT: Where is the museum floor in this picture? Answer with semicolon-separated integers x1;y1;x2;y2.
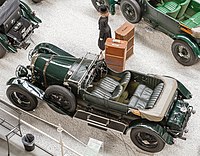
1;0;200;155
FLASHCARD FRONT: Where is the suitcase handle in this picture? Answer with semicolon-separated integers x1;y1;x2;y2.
112;39;121;43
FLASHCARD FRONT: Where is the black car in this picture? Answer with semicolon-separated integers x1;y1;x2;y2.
0;0;41;58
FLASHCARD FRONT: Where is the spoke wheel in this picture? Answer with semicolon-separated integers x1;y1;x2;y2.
0;43;6;58
120;0;142;23
172;40;199;66
130;126;165;153
45;85;76;115
91;0;107;11
6;85;38;111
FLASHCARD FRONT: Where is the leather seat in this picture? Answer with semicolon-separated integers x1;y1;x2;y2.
99;71;131;93
91;84;123;101
177;0;191;19
128;83;164;109
182;12;200;28
157;1;181;18
99;76;120;93
120;71;131;91
147;83;164;108
128;84;153;109
92;71;131;101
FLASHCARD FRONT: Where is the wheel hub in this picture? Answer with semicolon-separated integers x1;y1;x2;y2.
177;46;190;59
124;4;135;19
137;132;158;147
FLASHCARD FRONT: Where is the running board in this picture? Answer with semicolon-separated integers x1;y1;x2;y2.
74;110;127;133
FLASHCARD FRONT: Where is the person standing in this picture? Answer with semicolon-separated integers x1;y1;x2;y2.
98;5;112;51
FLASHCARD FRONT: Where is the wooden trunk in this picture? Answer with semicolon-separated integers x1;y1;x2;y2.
115;22;135;59
105;38;127;72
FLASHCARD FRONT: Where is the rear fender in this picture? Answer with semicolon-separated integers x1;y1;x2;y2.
127;120;174;145
0;34;17;53
174;34;200;57
20;1;42;23
177;80;192;99
7;77;44;100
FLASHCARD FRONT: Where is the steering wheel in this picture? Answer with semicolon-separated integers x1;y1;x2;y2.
95;60;108;80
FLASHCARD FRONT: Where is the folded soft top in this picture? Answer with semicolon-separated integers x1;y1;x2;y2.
0;0;20;25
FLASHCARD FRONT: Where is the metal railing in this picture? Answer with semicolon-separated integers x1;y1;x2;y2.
0;99;93;156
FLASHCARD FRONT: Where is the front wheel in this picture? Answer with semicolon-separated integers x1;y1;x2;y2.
6;85;38;111
130;126;165;153
91;0;108;11
120;0;142;24
0;43;6;58
171;40;199;66
44;85;76;115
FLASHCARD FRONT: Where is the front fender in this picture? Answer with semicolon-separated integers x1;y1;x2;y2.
7;77;44;100
127;120;174;145
32;43;75;57
174;34;200;57
20;1;42;23
0;34;17;53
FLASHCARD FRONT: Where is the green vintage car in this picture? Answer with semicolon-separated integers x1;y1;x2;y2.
0;0;41;58
92;0;200;66
6;43;195;153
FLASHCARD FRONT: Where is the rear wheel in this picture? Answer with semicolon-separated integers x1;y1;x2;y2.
6;85;38;111
0;43;6;58
171;40;199;66
44;85;76;115
130;126;165;153
91;0;108;11
120;0;142;24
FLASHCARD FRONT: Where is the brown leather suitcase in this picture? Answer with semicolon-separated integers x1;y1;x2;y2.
115;22;135;40
127;46;134;59
105;38;127;72
115;22;135;59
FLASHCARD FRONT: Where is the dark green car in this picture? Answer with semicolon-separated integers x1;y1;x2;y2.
92;0;200;66
0;0;41;58
6;43;195;153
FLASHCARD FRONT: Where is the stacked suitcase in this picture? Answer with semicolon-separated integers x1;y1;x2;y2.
105;38;127;72
115;22;135;59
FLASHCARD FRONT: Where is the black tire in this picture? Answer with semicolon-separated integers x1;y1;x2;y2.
130;126;165;153
32;0;42;3
0;43;6;58
44;85;76;115
91;0;107;11
171;40;198;66
120;0;142;24
6;85;38;111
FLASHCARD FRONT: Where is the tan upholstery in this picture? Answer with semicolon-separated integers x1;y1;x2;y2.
139;76;178;122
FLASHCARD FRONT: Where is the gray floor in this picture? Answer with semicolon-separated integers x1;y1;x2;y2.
1;0;200;156
0;137;50;156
